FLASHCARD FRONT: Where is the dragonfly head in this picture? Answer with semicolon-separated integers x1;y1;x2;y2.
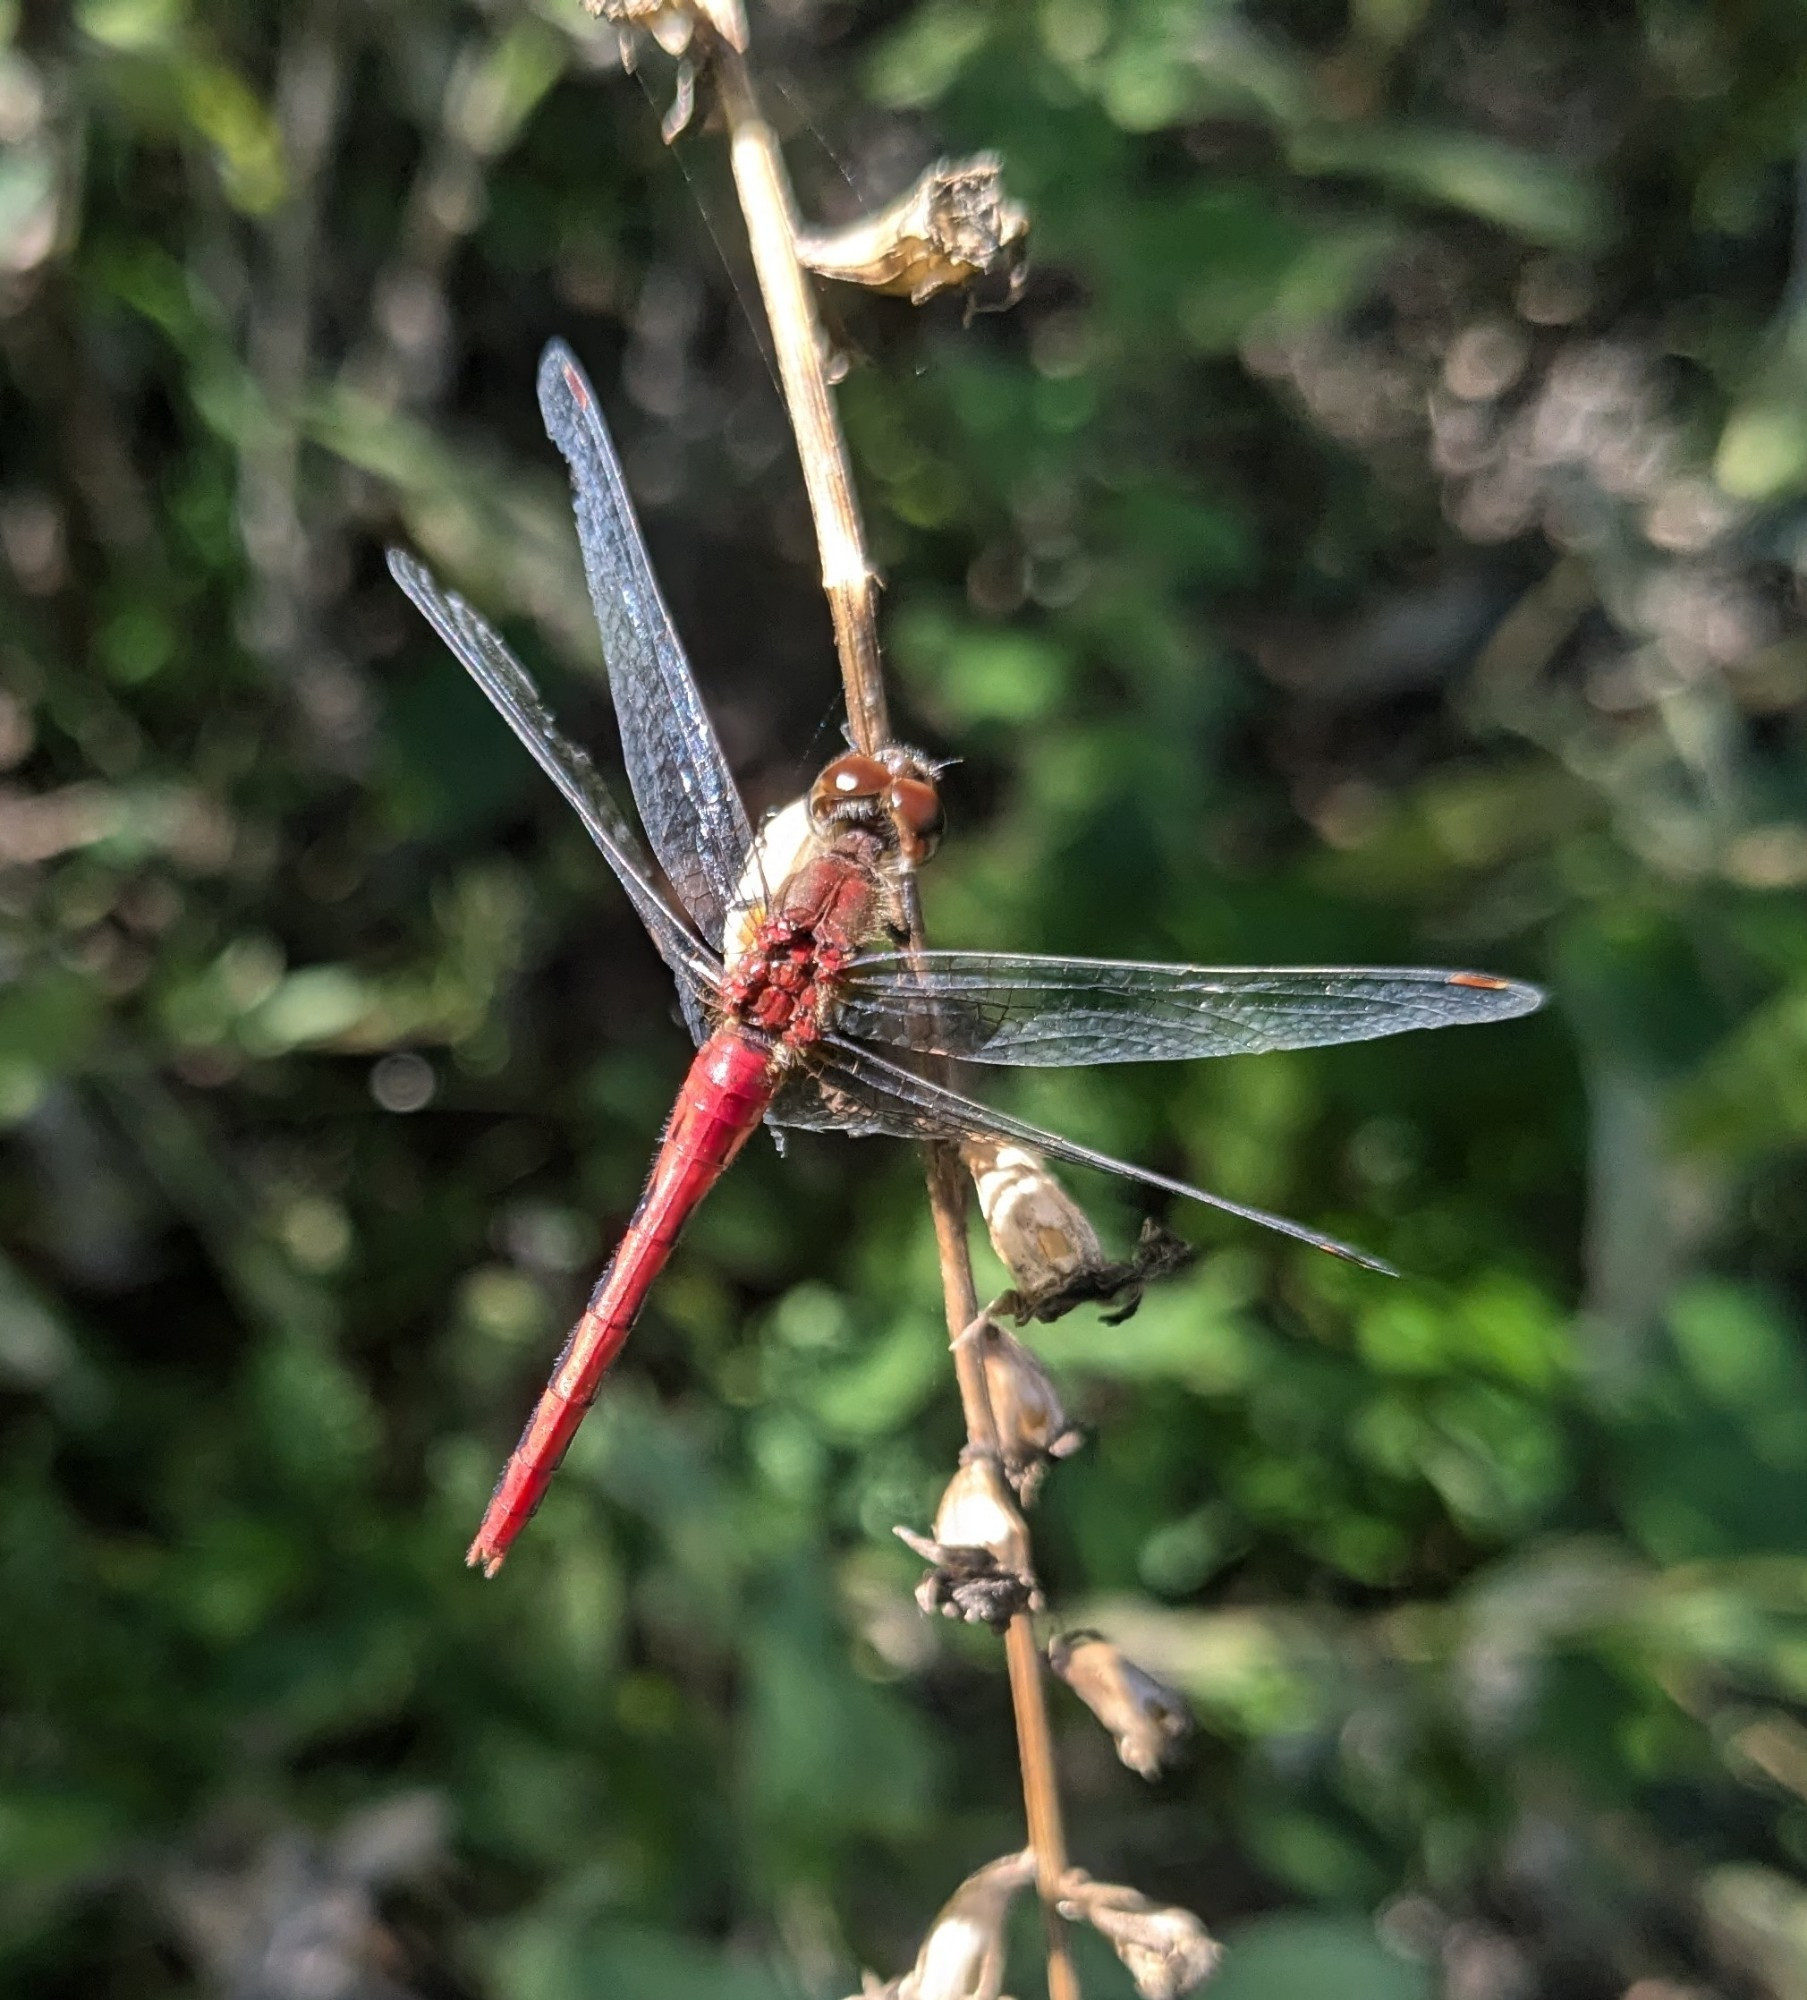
809;747;945;870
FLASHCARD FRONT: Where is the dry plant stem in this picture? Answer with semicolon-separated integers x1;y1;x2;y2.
924;1144;993;1450
705;41;1078;1999
927;1148;1079;2000
714;49;889;758
1006;1616;1077;1998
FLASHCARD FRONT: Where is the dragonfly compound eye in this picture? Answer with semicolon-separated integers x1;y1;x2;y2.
887;775;944;864
810;748;944;864
810;752;890;827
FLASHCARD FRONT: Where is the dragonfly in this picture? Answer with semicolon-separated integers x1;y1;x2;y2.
390;339;1544;1575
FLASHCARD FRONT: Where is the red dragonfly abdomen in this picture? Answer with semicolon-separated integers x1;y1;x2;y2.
467;1024;777;1574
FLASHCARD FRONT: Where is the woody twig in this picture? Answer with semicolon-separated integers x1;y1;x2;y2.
589;6;1076;1993
712;49;892;761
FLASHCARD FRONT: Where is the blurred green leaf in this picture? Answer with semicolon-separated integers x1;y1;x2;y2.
10;0;1807;1990
1210;1913;1430;2000
1288;125;1612;249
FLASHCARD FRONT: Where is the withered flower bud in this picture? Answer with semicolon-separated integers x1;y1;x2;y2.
978;1320;1082;1498
933;1452;1029;1567
1048;1631;1191;1779
583;0;746;56
796;156;1028;308
895;1454;1040;1627
1108;1218;1197;1324
843;1851;1034;2000
966;1138;1105;1295
582;0;744;138
893;1534;1037;1628
1056;1871;1222;2000
965;1143;1194;1325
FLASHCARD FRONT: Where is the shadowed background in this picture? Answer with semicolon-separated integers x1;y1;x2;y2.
4;0;1807;1994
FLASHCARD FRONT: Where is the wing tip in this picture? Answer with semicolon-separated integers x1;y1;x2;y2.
1324;1239;1401;1278
537;333;577;377
1446;970;1546;1018
537;336;592;423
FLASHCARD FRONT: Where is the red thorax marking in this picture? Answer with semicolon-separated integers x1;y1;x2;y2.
721;849;880;1052
721;922;850;1048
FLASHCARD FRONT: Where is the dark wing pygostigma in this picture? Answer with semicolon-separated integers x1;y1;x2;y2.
537;341;755;949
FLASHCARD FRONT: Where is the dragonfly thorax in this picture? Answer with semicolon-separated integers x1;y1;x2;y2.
721;778;921;974
719;848;891;1053
720;922;851;1050
721;798;817;974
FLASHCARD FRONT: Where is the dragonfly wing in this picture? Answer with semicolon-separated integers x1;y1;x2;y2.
388;548;720;1040
670;982;712;1049
836;952;1544;1065
538;341;755;947
767;1061;938;1141
789;1037;1396;1274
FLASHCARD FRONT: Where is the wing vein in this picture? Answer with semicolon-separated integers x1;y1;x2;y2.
538;341;754;946
837;951;1544;1065
386;547;720;1038
810;1036;1396;1273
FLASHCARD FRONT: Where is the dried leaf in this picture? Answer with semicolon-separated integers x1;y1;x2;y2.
797;156;1028;307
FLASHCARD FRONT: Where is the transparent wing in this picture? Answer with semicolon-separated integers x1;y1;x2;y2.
766;1061;929;1141
835;954;1544;1066
387;548;720;1042
766;1036;1396;1274
538;341;755;947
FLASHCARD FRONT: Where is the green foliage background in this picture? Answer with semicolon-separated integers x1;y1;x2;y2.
5;0;1807;1994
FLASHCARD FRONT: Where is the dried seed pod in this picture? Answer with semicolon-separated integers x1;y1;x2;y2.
583;0;746;56
933;1453;1029;1568
895;1456;1040;1627
1048;1631;1191;1778
583;0;743;136
978;1320;1082;1497
893;1530;1038;1628
1056;1870;1222;2000
842;1851;1034;2000
796;156;1028;308
965;1143;1194;1325
965;1139;1105;1296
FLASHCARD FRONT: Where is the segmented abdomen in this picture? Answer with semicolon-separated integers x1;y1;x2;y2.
467;1025;777;1573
